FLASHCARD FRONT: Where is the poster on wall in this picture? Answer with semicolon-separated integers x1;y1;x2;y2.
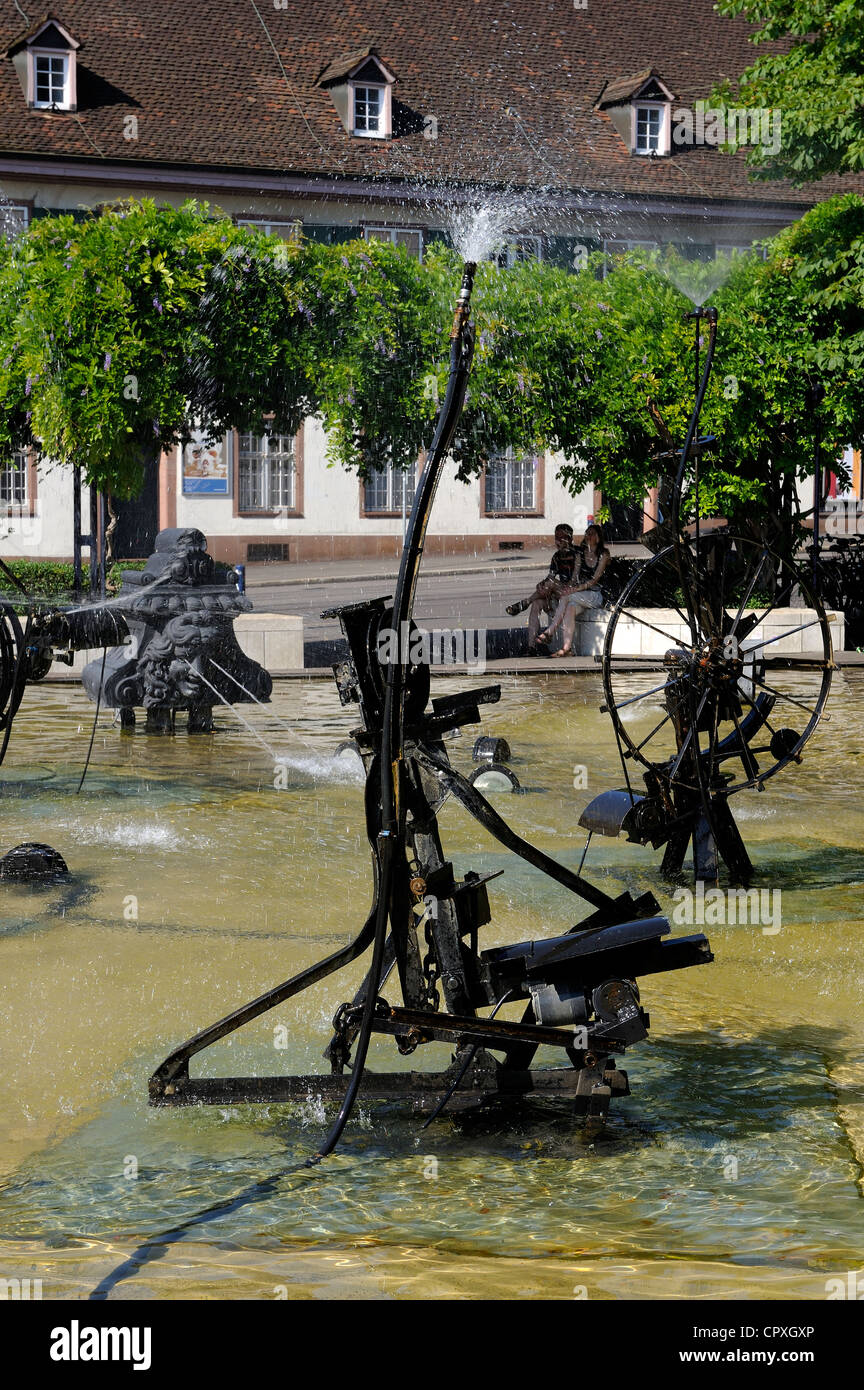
182;432;231;496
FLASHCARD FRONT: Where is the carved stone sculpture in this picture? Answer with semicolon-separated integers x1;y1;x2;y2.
81;528;272;732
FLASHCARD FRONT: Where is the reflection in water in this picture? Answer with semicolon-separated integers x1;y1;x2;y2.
0;674;862;1299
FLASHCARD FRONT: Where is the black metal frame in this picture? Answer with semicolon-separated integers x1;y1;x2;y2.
590;307;835;882
148;265;712;1146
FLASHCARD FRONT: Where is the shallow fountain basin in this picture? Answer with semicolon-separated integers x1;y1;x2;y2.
0;672;862;1300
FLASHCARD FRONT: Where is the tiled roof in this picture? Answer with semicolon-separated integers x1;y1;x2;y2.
0;0;857;207
4;12;81;59
596;69;662;108
317;46;393;88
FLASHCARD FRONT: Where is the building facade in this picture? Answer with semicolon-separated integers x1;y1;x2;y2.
1;1;861;564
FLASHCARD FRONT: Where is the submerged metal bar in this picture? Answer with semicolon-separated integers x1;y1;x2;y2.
150;1067;586;1108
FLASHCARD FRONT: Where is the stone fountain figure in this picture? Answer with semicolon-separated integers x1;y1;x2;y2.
81;528;272;732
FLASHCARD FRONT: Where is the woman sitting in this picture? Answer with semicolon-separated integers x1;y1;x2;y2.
537;524;610;657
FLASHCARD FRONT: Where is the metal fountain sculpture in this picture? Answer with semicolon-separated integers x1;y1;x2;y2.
581;306;834;883
0;528;267;883
149;264;713;1146
0;579;128;878
80;527;271;733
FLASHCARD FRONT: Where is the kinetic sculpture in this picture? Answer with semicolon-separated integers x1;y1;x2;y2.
149;265;712;1146
0;584;128;876
581;307;834;882
81;528;271;733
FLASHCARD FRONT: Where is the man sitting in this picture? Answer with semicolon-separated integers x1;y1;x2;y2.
505;524;578;653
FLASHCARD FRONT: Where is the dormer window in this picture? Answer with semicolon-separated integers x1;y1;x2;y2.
317;46;396;141
5;15;80;113
596;69;674;158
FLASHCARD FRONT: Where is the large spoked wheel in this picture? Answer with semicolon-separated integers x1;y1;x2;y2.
601;534;834;799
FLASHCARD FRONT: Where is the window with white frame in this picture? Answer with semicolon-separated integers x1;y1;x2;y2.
238;433;296;512
32;52;70;109
0;203;29;240
0;451;28;508
353;85;385;137
237;218;302;241
634;103;667;155
363;462;416;514
485;450;538;514
363;226;423;258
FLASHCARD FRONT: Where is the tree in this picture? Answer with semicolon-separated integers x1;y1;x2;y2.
0;200;453;496
557;197;864;535
1;195;863;540
0;201;269;497
713;0;864;183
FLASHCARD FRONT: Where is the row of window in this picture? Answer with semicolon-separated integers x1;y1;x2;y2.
0;443;538;517
1;205;756;272
236;436;539;516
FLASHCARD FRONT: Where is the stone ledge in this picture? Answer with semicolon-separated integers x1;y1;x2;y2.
52;612;304;678
572;606;844;657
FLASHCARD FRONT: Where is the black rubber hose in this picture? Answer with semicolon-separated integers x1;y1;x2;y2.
150;764;387;1091
310;262;477;1162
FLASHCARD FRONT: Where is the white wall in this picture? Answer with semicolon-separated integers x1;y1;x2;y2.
0;460;91;560
174;417;595;545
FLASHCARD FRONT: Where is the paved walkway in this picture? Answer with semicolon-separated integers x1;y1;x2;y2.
244;543;650;647
243;541;651;592
240;548;862;672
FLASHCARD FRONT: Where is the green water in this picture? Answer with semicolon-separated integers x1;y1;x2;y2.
0;673;862;1300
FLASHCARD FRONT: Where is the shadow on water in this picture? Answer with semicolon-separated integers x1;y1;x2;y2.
0;872;101;935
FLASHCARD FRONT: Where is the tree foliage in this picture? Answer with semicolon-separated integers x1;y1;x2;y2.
713;0;864;183
0;195;862;527
0;201;257;495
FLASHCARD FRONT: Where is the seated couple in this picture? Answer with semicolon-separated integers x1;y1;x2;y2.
505;523;610;656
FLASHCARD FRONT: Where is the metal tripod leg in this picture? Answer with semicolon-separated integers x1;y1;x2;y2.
693;811;718;884
709;795;754;884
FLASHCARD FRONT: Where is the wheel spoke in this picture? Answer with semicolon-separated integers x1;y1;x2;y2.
718;540;729;628
749;672;822;720
667;593;698;640
729;571;796;642
667;723;695;784
668;691;708;784
736;683;780;741
730;704;761;783
701;687;722;788
729;547;770;634
607;674;685;714
632;707;674;754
